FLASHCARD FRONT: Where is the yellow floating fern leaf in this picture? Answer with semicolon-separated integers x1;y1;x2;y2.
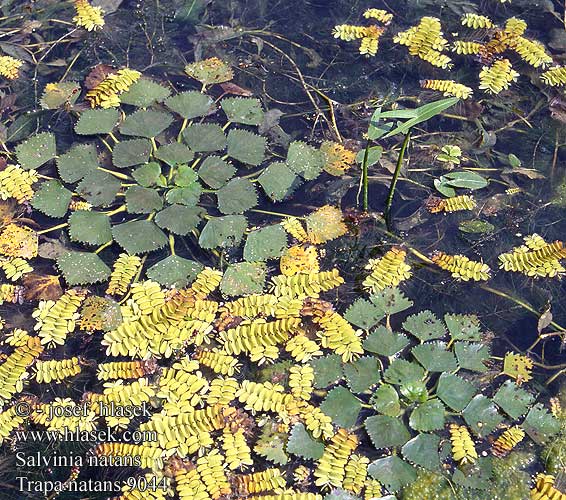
0;336;43;402
492;426;525;457
93;442;163;470
504;17;527;37
0;257;32;281
235;468;287;495
107;254;142;295
333;24;371;41
0;223;38;260
86;378;156;411
280;245;320;276
33;357;81;384
195;449;231;499
0;284;23;305
0;56;23;80
189;267;223;300
282;217;309;242
31;398;97;432
0;401;29;444
222;428;253;470
289;364;315;401
157;368;209;414
97;360;158;381
286;399;334;439
359;27;386;56
431;252;491;281
236;380;293;413
498;240;566;277
271;269;344;299
530;473;566;500
0;165;38;203
541;66;566;87
320;141;357;176
306;205;348;244
364;479;383;499
479;59;519;94
129;280;165;316
85;68;141;108
343;454;369;494
220;294;278;318
420;79;473;99
461;13;494;29
508;37;552;68
312;309;363;362
314;429;359;489
426;194;477;213
502;352;533;385
206;377;240;406
73;0;105;31
449;424;478;464
362;247;412;292
285;334;323;362
195;348;240;376
363;9;393;24
452;40;484;55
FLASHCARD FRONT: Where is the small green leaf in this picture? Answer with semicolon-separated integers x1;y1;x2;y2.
452;456;492;491
155;143;194;166
75;108;120;135
31;180;72;217
402;434;441;472
173;165;198;187
56;251;110;285
445;313;482;341
402;310;446;341
286;141;324;180
370;384;401;416
198;156;236;188
459;219;495;234
441;171;488;190
454;342;489;372
165;184;202;206
165;91;214;119
258;161;299;201
368;456;417;493
57;144;98;183
320;386;361;428
522;404;561;444
119;78;171;107
243;224;287;261
112;220;168;254
155;204;203;235
462;395;504;437
125;186;163;214
383;359;425;386
220;261;267;296
286;423;324;460
221;97;264;125
311;354;343;388
183;123;226;152
198;215;247;249
68;211;112;246
342;356;381;393
227;129;266;166
40;81;80;109
217;178;258;214
119;109;174;138
16;132;56;170
411;342;458;372
112;138;152;168
365;414;411;449
146;255;203;288
508;153;522;168
493;380;535;419
369;288;413;315
355;145;383;167
436;373;477;411
132;162;161;187
409;399;445;431
76;170;121;207
344;298;385;330
363;326;409;356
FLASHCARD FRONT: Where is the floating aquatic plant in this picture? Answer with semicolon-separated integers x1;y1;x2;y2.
72;0;105;32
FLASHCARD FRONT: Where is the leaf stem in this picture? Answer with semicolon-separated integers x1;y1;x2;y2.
361;140;370;211
169;234;176;255
37;222;68;235
104;205;127;217
98;167;131;180
385;130;411;231
94;240;113;254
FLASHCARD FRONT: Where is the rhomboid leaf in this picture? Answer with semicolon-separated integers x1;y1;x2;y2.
445;313;482;341
155;143;194;166
112;138;152;168
155;204;203;235
363;326;409;356
76;170;121;207
409;399;445;431
56;251;110;285
342;355;381;393
119;78;171;107
165;91;214;119
286;140;324;180
257;161;299;201
370;384;401;416
462;395;504;437
183;123;226;152
368;288;414;315
436;372;477;411
344;298;385;330
383;359;425;386
243;224;287;261
112;220;168;255
119;109;174;138
74;108;120;135
319;386;361;428
402;310;446;341
368;456;416;493
16;132;56;170
411;341;458;372
31;180;72;217
221;97;264;125
220;261;267;296
125;186;163;214
311;354;343;388
286;423;324;460
198;215;247;249
365;414;411;449
216;178;258;214
68;211;112;246
402;434;441;472
146;255;203;288
493;380;535;419
57;143;99;183
132;162;162;187
198;156;236;188
227;129;266;166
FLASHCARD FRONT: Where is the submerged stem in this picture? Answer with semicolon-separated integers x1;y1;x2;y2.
385;130;411;230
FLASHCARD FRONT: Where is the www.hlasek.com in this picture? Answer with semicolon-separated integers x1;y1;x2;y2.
13;400;163;495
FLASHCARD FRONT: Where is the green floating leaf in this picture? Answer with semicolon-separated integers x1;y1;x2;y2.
165;183;202;206
462;395;504;438
402;310;446;341
311;354;343;388
343;356;381;393
402;434;441;472
324;490;360;500
320;386;361;428
198;156;236;189
383;359;425;386
133;162;162;187
217;178;258;214
198;215;247;249
183;123;226;152
344;298;385;330
400;380;428;403
493;380;535;420
56;251;110;285
436;373;477;411
368;456;417;493
370;384;401;416
75;108;120;135
40;82;80;110
221;97;264;125
31;180;72;217
112;138;152;168
155;143;194;166
452;456;493;491
16;132;56;170
369;288;414;315
57;144;99;183
125;186;163;214
409;399;445;432
220;261;267;296
243;224;287;262
355;145;382;166
227;129;266;166
112;220;168;255
459;219;495;234
522;403;561;445
119;109;174;138
445;313;482;341
254;426;288;465
454;342;489;372
68;211;112;246
257;161;299;202
76;170;121;207
173;166;196;188
441;171;488;190
146;255;203;288
155;204;203;235
165;91;214;119
286;141;324;180
286;423;324;460
411;342;458;372
364;326;409;357
119;78;171;107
